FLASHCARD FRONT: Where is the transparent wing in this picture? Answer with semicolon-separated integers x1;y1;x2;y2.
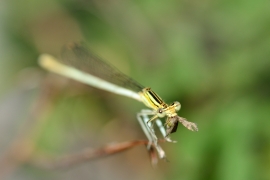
59;43;144;92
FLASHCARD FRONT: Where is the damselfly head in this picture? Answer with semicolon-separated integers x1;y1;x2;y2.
171;101;181;111
162;101;181;118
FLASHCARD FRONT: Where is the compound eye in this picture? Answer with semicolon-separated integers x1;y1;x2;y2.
157;108;166;118
173;101;181;111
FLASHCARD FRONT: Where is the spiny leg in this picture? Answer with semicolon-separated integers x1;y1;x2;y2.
137;109;166;159
139;109;176;143
144;111;176;143
136;112;155;147
137;110;157;146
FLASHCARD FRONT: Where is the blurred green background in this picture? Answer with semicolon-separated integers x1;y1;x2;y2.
0;0;270;180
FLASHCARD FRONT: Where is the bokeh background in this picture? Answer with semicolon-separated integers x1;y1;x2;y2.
0;0;270;180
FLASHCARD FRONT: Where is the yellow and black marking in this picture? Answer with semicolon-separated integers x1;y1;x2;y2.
139;87;168;110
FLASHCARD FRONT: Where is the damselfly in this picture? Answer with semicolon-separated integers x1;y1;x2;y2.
38;43;198;159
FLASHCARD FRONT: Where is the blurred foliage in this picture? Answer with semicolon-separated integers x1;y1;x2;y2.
0;0;270;180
